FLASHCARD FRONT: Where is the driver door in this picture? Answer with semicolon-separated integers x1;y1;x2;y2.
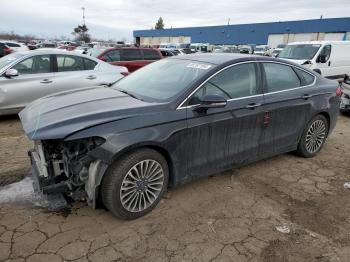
316;45;332;77
184;62;265;180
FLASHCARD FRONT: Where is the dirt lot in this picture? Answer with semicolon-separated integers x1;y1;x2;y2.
0;114;349;262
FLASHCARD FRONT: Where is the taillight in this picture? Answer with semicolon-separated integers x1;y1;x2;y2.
121;72;129;77
4;48;12;54
336;86;343;97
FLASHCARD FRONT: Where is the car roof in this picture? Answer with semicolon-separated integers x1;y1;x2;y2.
169;53;261;65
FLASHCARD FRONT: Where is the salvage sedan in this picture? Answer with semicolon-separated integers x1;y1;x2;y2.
0;49;128;116
19;54;341;219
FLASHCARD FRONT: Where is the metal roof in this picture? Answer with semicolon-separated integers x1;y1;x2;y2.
134;17;350;45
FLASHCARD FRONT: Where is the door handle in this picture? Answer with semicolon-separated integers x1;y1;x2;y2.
245;103;262;109
302;94;312;99
86;75;96;80
328;61;331;67
40;79;52;84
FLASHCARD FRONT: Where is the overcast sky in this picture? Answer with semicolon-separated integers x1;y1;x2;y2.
1;0;350;41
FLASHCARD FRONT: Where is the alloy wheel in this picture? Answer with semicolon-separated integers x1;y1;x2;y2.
305;119;326;154
120;159;164;212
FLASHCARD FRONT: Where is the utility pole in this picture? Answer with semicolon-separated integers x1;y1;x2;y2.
82;7;86;25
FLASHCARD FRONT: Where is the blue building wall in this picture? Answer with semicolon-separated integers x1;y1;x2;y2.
133;17;350;45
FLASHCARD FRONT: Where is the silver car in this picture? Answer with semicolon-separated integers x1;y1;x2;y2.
0;49;128;116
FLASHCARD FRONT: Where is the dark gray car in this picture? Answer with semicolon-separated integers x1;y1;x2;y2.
19;54;341;219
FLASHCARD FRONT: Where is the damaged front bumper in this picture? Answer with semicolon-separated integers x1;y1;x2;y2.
28;139;109;208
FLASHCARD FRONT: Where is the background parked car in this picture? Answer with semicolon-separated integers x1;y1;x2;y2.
272;44;286;57
340;75;350;113
279;41;350;79
96;47;162;72
36;42;57;49
254;45;271;56
160;49;176;57
0;49;128;116
0;42;12;57
0;41;29;52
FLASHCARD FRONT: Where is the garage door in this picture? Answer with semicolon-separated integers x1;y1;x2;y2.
290;33;313;42
268;34;284;48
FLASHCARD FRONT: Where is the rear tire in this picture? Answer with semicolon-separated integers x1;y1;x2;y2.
296;115;329;158
101;148;169;219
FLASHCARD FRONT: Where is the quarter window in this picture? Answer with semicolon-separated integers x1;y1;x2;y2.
294;68;315;85
188;63;257;105
263;63;301;92
84;58;97;70
57;55;84;72
13;55;50;74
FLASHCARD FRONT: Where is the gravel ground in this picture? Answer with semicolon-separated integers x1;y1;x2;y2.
0;114;349;262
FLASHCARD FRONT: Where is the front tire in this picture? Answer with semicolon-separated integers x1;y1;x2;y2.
296;115;328;158
101;148;169;219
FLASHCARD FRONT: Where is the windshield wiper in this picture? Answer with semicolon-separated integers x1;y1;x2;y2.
117;88;142;100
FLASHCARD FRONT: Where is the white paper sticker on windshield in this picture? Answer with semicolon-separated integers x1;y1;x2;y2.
186;63;212;70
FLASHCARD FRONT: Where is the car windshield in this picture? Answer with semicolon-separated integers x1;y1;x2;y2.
255;47;265;51
279;44;321;60
276;44;286;49
112;58;214;102
0;53;25;70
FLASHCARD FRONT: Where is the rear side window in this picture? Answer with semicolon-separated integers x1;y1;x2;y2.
13;55;50;74
263;63;301;92
57;55;84;72
294;68;315;85
84;58;97;70
143;49;161;60
104;50;120;62
121;49;142;61
6;43;20;47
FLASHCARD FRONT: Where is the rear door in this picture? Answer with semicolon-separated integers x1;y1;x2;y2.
259;61;316;155
50;55;100;93
184;62;265;179
0;54;54;109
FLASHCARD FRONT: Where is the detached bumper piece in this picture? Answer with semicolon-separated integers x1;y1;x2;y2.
29;149;69;194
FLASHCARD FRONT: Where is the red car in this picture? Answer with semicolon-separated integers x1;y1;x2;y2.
97;48;162;72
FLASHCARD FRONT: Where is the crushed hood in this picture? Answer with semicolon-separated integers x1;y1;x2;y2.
19;86;155;140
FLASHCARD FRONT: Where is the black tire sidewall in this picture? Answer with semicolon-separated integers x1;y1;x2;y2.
101;149;169;219
297;114;329;158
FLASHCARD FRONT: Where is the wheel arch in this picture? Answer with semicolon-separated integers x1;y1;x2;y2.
109;143;176;187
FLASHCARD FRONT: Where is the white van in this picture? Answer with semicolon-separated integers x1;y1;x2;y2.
278;41;350;80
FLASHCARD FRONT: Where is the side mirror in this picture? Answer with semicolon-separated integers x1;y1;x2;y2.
4;69;18;78
317;55;327;63
194;94;227;113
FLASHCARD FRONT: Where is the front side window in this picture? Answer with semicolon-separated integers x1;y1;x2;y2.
13;55;50;74
188;63;257;105
317;45;331;62
104;50;120;62
57;55;84;72
263;63;301;92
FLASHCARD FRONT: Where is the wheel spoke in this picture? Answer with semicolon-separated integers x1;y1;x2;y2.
305;119;326;154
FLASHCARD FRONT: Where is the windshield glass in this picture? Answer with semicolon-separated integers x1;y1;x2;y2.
112;58;214;102
276;44;286;49
279;44;321;60
255;47;265;51
0;53;24;70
